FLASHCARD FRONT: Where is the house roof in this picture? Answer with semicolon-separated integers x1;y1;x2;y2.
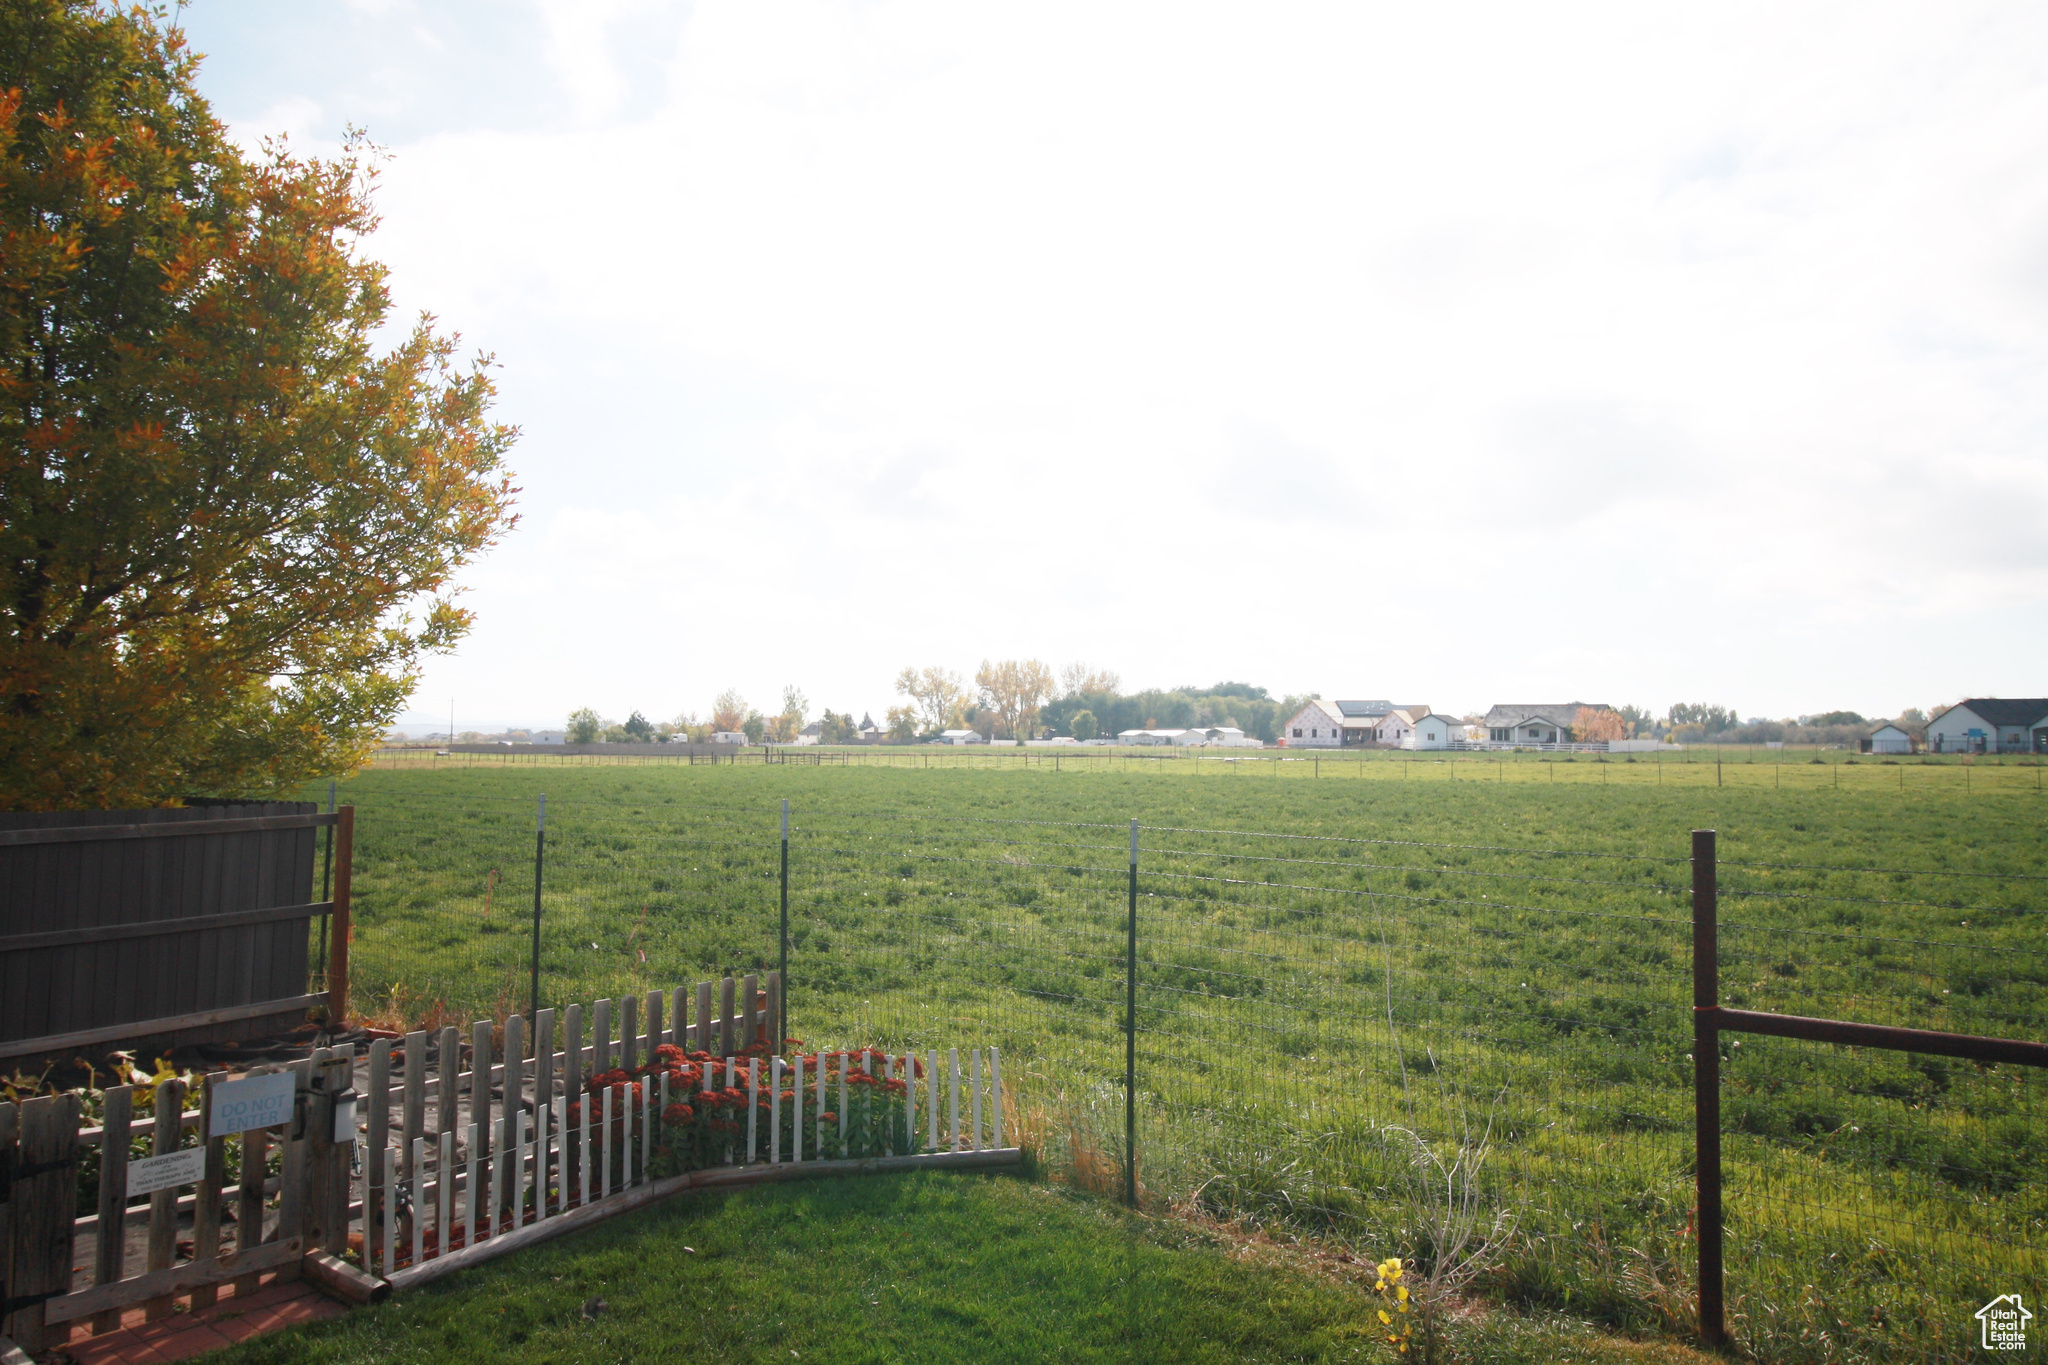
1286;700;1345;727
1938;698;2048;728
800;721;824;735
1868;723;1910;736
1333;699;1393;717
1485;702;1610;727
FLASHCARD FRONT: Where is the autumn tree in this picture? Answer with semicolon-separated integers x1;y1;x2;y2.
1572;706;1628;743
710;689;748;733
976;658;1055;743
1059;662;1121;697
885;704;918;741
0;2;518;808
895;665;966;734
769;685;807;744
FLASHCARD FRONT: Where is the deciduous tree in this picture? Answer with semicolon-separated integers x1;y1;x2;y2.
976;658;1054;743
565;708;604;744
895;665;966;734
710;689;747;733
1059;662;1121;697
1571;706;1627;743
0;2;518;808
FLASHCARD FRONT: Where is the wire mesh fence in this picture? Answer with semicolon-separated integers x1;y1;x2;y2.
307;784;2045;1363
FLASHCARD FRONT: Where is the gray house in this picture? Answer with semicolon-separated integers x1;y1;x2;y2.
1925;699;2048;754
1483;702;1611;746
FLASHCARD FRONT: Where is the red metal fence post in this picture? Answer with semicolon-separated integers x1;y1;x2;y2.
1693;828;1724;1348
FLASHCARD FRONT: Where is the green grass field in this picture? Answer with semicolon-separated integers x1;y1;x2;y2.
304;755;2047;1364
202;1170;1717;1365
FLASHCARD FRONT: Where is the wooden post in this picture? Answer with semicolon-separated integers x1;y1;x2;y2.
619;995;637;1075
562;1003;582;1205
741;974;759;1050
436;1025;460;1143
91;1085;132;1333
191;1071;229;1307
306;1047;353;1255
593;999;612;1074
401;1031;426;1181
4;1093;81;1353
470;1020;492;1235
144;1077;185;1320
365;1041;391;1278
533;1008;555;1215
695;982;713;1054
326;804;355;1025
719;977;736;1056
644;990;661;1060
501;1012;524;1221
235;1119;270;1296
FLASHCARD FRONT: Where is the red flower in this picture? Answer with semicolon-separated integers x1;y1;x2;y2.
820;1111;837;1123
664;1103;694;1125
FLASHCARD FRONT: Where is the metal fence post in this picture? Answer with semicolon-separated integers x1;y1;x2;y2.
1693;828;1724;1348
1125;817;1139;1208
780;798;791;1046
530;794;546;1017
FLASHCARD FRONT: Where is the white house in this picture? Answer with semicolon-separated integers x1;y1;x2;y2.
789;722;823;745
1402;714;1465;750
1483;703;1612;746
1926;699;2048;754
1280;700;1346;747
938;729;986;745
857;713;885;741
1862;723;1914;755
710;731;748;744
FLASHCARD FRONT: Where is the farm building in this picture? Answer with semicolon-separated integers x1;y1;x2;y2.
1483;702;1611;746
1862;723;1914;754
1925;699;2048;754
710;730;748;744
792;722;824;745
1402;714;1466;750
1118;729;1186;745
858;713;884;740
938;729;986;744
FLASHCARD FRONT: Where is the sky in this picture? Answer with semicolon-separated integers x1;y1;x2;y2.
178;1;2048;730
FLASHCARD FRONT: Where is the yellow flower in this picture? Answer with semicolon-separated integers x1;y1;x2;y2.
1397;1286;1409;1303
1374;1280;1386;1291
1378;1310;1393;1325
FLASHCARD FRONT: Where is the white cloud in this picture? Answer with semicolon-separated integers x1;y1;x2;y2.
192;0;2048;724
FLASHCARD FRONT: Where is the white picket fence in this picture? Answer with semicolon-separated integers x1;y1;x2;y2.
364;976;1008;1280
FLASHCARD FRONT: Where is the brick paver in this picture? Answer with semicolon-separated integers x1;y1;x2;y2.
60;1274;349;1365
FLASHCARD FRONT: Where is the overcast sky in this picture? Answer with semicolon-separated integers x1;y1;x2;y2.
181;1;2048;729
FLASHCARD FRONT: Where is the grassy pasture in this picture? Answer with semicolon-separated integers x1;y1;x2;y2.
308;757;2047;1364
200;1171;1719;1365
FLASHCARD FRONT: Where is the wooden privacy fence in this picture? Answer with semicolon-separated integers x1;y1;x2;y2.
0;804;357;1064
1;972;1017;1353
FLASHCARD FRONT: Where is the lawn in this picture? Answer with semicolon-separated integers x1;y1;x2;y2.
199;1170;1715;1365
299;757;2047;1364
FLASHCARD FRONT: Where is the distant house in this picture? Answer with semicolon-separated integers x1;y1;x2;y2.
1403;714;1465;750
791;722;824;746
938;729;986;745
1483;703;1611;746
1280;700;1345;747
858;713;885;741
1926;699;2048;754
1282;699;1417;747
1373;707;1432;745
710;731;749;744
1862;723;1914;755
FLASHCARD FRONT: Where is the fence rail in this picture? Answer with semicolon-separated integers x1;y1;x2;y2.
0;972;1007;1354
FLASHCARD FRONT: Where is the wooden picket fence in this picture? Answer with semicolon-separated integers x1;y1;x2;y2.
0;973;1017;1352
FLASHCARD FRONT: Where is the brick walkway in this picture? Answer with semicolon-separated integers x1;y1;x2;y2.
58;1275;349;1364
